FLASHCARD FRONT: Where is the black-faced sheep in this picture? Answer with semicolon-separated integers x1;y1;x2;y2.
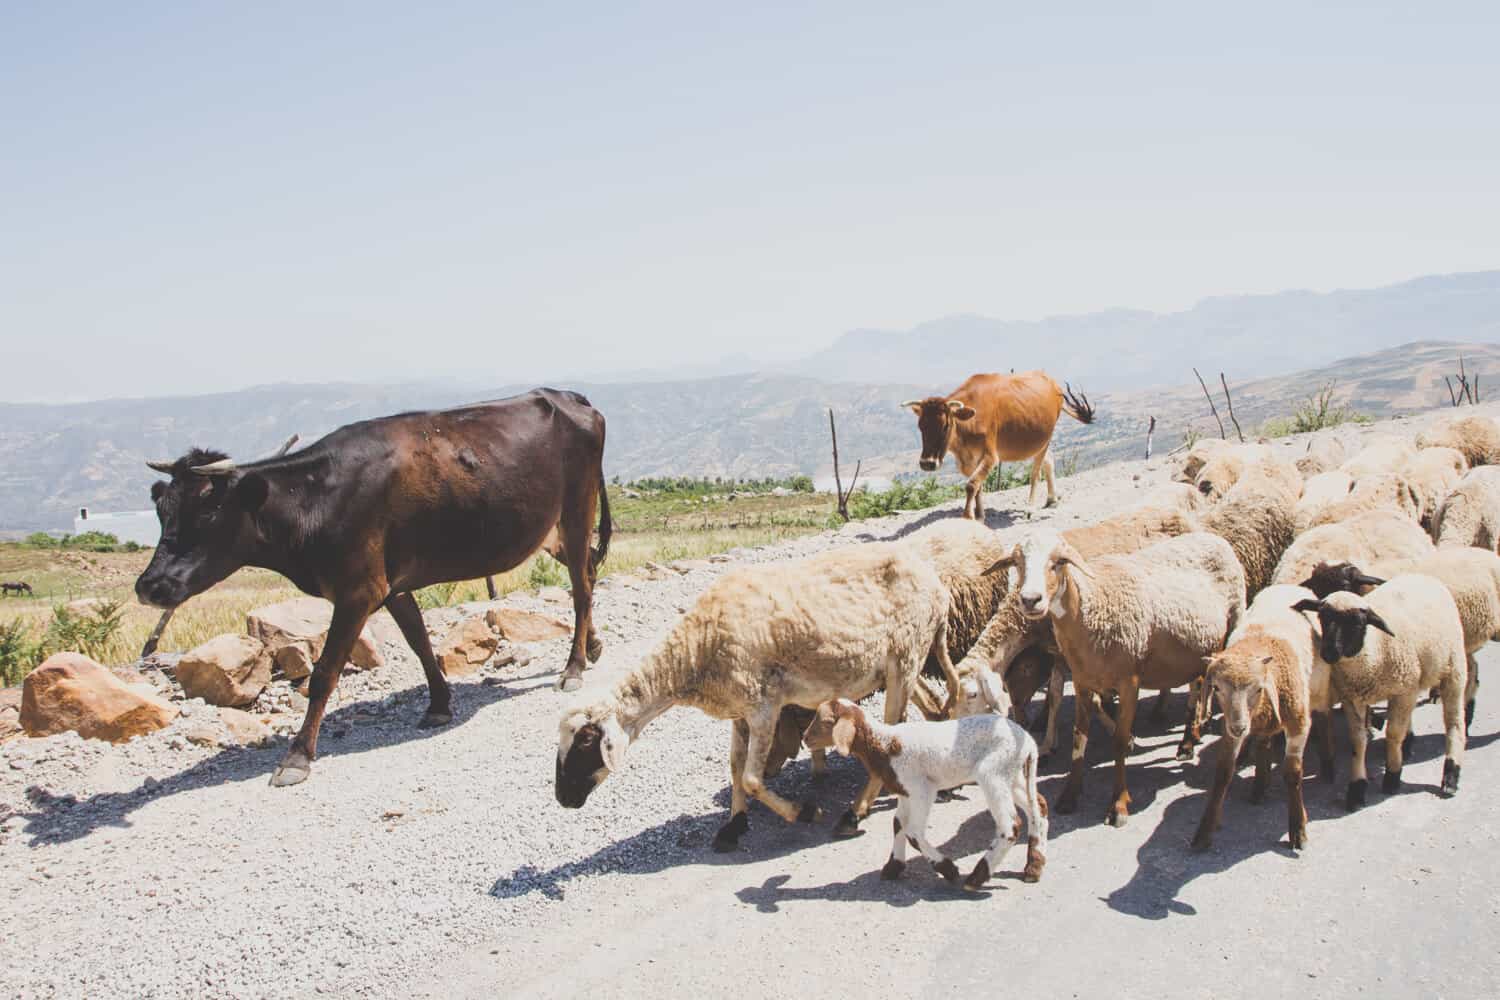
803;698;1048;890
554;541;961;851
990;530;1245;826
1293;576;1467;809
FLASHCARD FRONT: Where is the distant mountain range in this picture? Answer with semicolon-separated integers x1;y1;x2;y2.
1;269;1497;533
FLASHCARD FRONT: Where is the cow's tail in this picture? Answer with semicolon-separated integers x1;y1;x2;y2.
592;465;612;572
1060;381;1095;425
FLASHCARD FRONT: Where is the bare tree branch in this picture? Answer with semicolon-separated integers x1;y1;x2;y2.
1194;368;1226;439
1145;416;1156;460
1219;373;1245;443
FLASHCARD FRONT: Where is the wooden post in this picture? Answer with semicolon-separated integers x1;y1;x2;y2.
1193;368;1226;439
485;577;498;600
141;608;175;658
828;409;861;521
1219;373;1246;443
1145;416;1156;459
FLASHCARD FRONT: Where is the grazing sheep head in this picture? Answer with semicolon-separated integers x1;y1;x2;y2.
1203;649;1279;741
555;708;630;809
988;529;1092;621
902;397;975;471
1298;560;1385;600
801;698;861;755
1292;592;1395;663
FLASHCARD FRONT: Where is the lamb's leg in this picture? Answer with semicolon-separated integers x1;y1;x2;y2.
740;712;820;828
1057;684;1095;814
1105;681;1140;827
1382;694;1416;795
1018;754;1048;882
1440;657;1466;796
1284;728;1309;850
838;677;911;835
1344;701;1370;811
1175;677;1205;761
901;792;962;885
882;800;910;880
964;777;1017;891
713;720;752;852
810;748;828;780
1039;665;1065;758
1250;735;1275;803
1191;730;1244;850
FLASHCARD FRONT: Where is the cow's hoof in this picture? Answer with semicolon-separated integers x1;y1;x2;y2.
963;859;990;892
557;673;583;693
796;800;823;824
934;858;962;885
713;812;749;853
586;637;604;663
1382;771;1402;795
1288;827;1308;851
269;751;311;787
831;809;863;839
880;858;905;881
417;710;452;729
1345;779;1367;811
1441;760;1461;796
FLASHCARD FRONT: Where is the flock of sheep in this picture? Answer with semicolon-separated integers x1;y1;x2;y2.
554;412;1500;891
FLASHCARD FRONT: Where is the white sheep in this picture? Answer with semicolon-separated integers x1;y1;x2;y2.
1198;473;1298;598
802;698;1048;890
990;530;1245;826
1296;436;1350;478
1416;414;1500;467
554;541;962;850
1272;510;1433;588
1433;466;1500;551
1340;434;1418;478
1139;481;1211;515
1400;446;1469;529
1292;470;1355;534
1192;584;1321;850
1292;575;1467;809
1302;472;1422;532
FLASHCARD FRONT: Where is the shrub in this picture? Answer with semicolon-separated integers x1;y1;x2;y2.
1261;382;1370;438
44;599;127;662
0;619;44;686
844;478;964;521
527;554;569;591
983;464;1032;492
414;582;461;610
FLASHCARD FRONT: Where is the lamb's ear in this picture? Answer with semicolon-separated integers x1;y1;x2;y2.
599;715;630;772
1292;598;1324;615
1262;678;1282;728
1364;609;1396;637
982;553;1016;576
1056;543;1095;580
831;716;857;755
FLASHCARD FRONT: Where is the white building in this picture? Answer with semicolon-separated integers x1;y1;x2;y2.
73;507;160;546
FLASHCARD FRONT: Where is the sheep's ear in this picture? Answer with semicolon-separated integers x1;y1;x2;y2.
1353;573;1386;591
982;554;1016;576
831;716;857;755
1057;544;1095;580
1364;609;1396;637
1292;598;1324;615
599;715;630;772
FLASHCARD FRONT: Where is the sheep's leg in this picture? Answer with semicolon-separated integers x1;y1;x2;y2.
882;800;911;880
1440;658;1466;796
1019;755;1048;882
1057;684;1095;814
810;748;828;780
1106;681;1140;827
929;620;964;717
1382;694;1416;795
713;720;752;852
740;713;820;830
1311;710;1336;783
838;678;912;835
1284;728;1309;850
1039;665;1065;758
1249;735;1275;803
965;777;1017;891
1191;730;1244;850
1465;652;1480;733
1344;701;1370;811
901;792;962;885
1175;678;1205;761
1149;687;1171;727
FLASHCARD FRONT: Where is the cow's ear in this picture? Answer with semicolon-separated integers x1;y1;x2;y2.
150;481;168;503
232;473;269;513
953;404;976;421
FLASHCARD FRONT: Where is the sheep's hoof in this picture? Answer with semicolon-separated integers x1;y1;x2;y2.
963;859;990;891
832;809;863;839
1190;828;1213;851
934;858;962;885
1022;849;1046;883
1249;784;1268;805
1288;826;1308;851
417;710;452;729
1465;700;1476;732
1401;731;1414;760
1382;771;1402;795
796;800;823;824
586;636;604;663
1105;805;1130;828
1044;496;1061;509
1441;760;1461;796
1345;779;1368;812
713;812;749;853
557;671;584;693
935;788;957;804
880;858;905;881
1174;742;1197;762
269;749;312;787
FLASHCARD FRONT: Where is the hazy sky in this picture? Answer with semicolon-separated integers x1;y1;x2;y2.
3;2;1497;402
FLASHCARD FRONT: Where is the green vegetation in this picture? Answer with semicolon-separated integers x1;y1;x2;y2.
621;474;814;497
844;478;964;521
22;531;143;553
1;619;43;686
1260;381;1372;438
0;599;128;684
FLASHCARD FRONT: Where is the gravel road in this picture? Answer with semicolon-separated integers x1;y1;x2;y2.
4;406;1498;999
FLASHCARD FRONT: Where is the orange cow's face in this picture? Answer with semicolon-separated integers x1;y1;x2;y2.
903;397;975;471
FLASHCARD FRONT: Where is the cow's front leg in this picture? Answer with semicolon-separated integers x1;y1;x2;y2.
965;458;995;521
385;591;452;727
272;590;382;787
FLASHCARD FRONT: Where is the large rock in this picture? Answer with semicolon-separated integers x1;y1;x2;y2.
246;598;383;674
438;617;500;677
20;653;178;742
176;634;272;707
483;607;571;643
0;688;21;741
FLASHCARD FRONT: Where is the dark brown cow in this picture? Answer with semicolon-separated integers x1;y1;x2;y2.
903;371;1094;519
135;388;611;786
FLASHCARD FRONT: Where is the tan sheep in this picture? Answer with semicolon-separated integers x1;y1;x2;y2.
1192;445;1279;501
991;530;1245;827
1400;446;1469;530
1292;471;1355;534
1433;466;1500;551
1340;434;1418;478
553;541;962;850
1198;475;1297;598
1303;472;1422;532
1296;436;1349;478
1173;438;1235;485
1139;481;1211;515
1193;584;1321;851
1416;414;1500;467
1272;510;1434;588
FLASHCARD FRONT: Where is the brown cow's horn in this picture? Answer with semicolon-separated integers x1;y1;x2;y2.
946;398;968;412
272;434;299;457
146;460;176;474
899;399;921;409
190;458;238;475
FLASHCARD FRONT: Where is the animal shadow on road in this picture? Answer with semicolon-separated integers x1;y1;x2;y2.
15;680;520;847
850;504;1024;545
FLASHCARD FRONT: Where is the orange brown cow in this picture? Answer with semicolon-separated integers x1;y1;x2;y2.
903;371;1094;519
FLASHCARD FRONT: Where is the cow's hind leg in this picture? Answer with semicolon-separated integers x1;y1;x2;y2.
272;590;382;787
553;488;602;693
385;591;452;728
